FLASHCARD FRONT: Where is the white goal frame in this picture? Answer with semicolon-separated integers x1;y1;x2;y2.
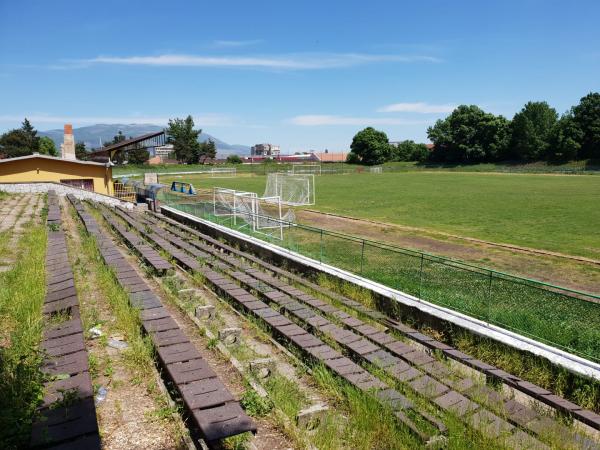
212;187;288;240
264;173;315;206
291;164;322;175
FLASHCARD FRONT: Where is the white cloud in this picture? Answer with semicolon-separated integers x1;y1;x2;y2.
0;113;234;127
377;102;456;113
288;115;431;126
83;52;441;70
212;39;263;47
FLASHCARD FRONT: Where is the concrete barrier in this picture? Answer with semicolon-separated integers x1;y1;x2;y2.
0;182;134;209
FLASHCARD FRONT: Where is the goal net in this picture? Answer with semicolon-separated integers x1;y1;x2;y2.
291;164;321;175
213;187;295;240
263;173;315;206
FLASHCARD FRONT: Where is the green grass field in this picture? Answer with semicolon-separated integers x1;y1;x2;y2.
158;171;600;260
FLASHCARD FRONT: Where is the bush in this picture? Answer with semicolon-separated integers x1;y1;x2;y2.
226;154;242;164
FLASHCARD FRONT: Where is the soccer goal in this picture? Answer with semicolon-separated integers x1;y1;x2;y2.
263;173;315;206
212;187;294;240
291;164;322;175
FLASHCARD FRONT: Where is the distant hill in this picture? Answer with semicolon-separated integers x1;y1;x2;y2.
38;124;251;157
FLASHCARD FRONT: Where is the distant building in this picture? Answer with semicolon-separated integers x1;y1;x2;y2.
251;143;280;157
313;152;348;163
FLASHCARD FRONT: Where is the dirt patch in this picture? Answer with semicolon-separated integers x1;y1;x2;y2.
297;210;600;294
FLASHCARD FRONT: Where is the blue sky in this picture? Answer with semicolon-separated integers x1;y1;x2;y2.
1;0;599;152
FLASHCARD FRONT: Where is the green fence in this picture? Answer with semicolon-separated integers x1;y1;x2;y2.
158;190;600;364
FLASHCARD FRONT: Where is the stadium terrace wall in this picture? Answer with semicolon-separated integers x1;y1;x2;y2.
0;182;134;208
161;193;600;379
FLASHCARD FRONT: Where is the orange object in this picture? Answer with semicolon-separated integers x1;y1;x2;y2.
64;124;73;134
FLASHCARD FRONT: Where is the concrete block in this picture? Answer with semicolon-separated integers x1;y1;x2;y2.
249;358;275;379
195;305;215;321
218;327;241;345
296;403;329;429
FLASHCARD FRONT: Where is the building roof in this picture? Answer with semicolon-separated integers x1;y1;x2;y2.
92;131;165;154
314;152;348;162
0;153;111;167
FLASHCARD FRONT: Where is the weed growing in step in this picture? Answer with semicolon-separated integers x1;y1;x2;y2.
263;375;308;419
240;389;273;417
0;224;47;448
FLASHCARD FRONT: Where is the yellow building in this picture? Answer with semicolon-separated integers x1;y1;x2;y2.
0;154;114;195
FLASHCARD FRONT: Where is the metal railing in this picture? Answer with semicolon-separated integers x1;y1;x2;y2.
158;189;600;364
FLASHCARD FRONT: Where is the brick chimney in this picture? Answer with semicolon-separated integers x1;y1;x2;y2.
60;123;76;160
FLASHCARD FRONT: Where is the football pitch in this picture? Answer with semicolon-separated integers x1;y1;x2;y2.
157;171;600;260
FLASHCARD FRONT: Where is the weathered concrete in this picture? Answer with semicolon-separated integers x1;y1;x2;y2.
195;305;215;321
248;358;275;379
162;205;600;382
296;404;329;428
218;327;241;346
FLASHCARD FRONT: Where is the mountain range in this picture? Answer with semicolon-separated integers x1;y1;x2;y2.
38;124;251;157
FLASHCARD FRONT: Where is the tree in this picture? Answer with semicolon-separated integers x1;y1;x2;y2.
199;139;217;163
509;101;558;160
0;118;41;157
39;136;58;156
0;129;30;158
110;131;126;145
428;105;510;162
226;154;242;164
572;92;600;159
548;113;583;161
346;151;361;164
392;140;430;162
410;143;430;162
349;127;392;165
166;116;202;164
75;142;88;160
127;147;150;164
21;118;40;153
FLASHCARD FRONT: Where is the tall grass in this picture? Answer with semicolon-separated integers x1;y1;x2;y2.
71;206;190;442
75;216;157;381
0;224;47;448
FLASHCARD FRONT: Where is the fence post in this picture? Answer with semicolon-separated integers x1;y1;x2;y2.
486;270;493;325
319;229;323;263
360;240;365;275
419;253;424;300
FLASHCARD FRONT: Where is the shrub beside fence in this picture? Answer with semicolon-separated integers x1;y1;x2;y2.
158;190;600;364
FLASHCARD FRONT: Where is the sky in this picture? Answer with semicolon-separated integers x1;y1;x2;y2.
1;0;599;152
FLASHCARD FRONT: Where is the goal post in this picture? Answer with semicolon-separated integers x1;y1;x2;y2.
264;173;315;206
291;164;321;175
212;187;290;240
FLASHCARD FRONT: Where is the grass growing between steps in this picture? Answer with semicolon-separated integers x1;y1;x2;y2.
310;365;422;450
0;224;47;448
78;230;156;379
72;212;185;442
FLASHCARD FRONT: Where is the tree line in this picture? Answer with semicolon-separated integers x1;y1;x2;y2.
347;92;600;165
